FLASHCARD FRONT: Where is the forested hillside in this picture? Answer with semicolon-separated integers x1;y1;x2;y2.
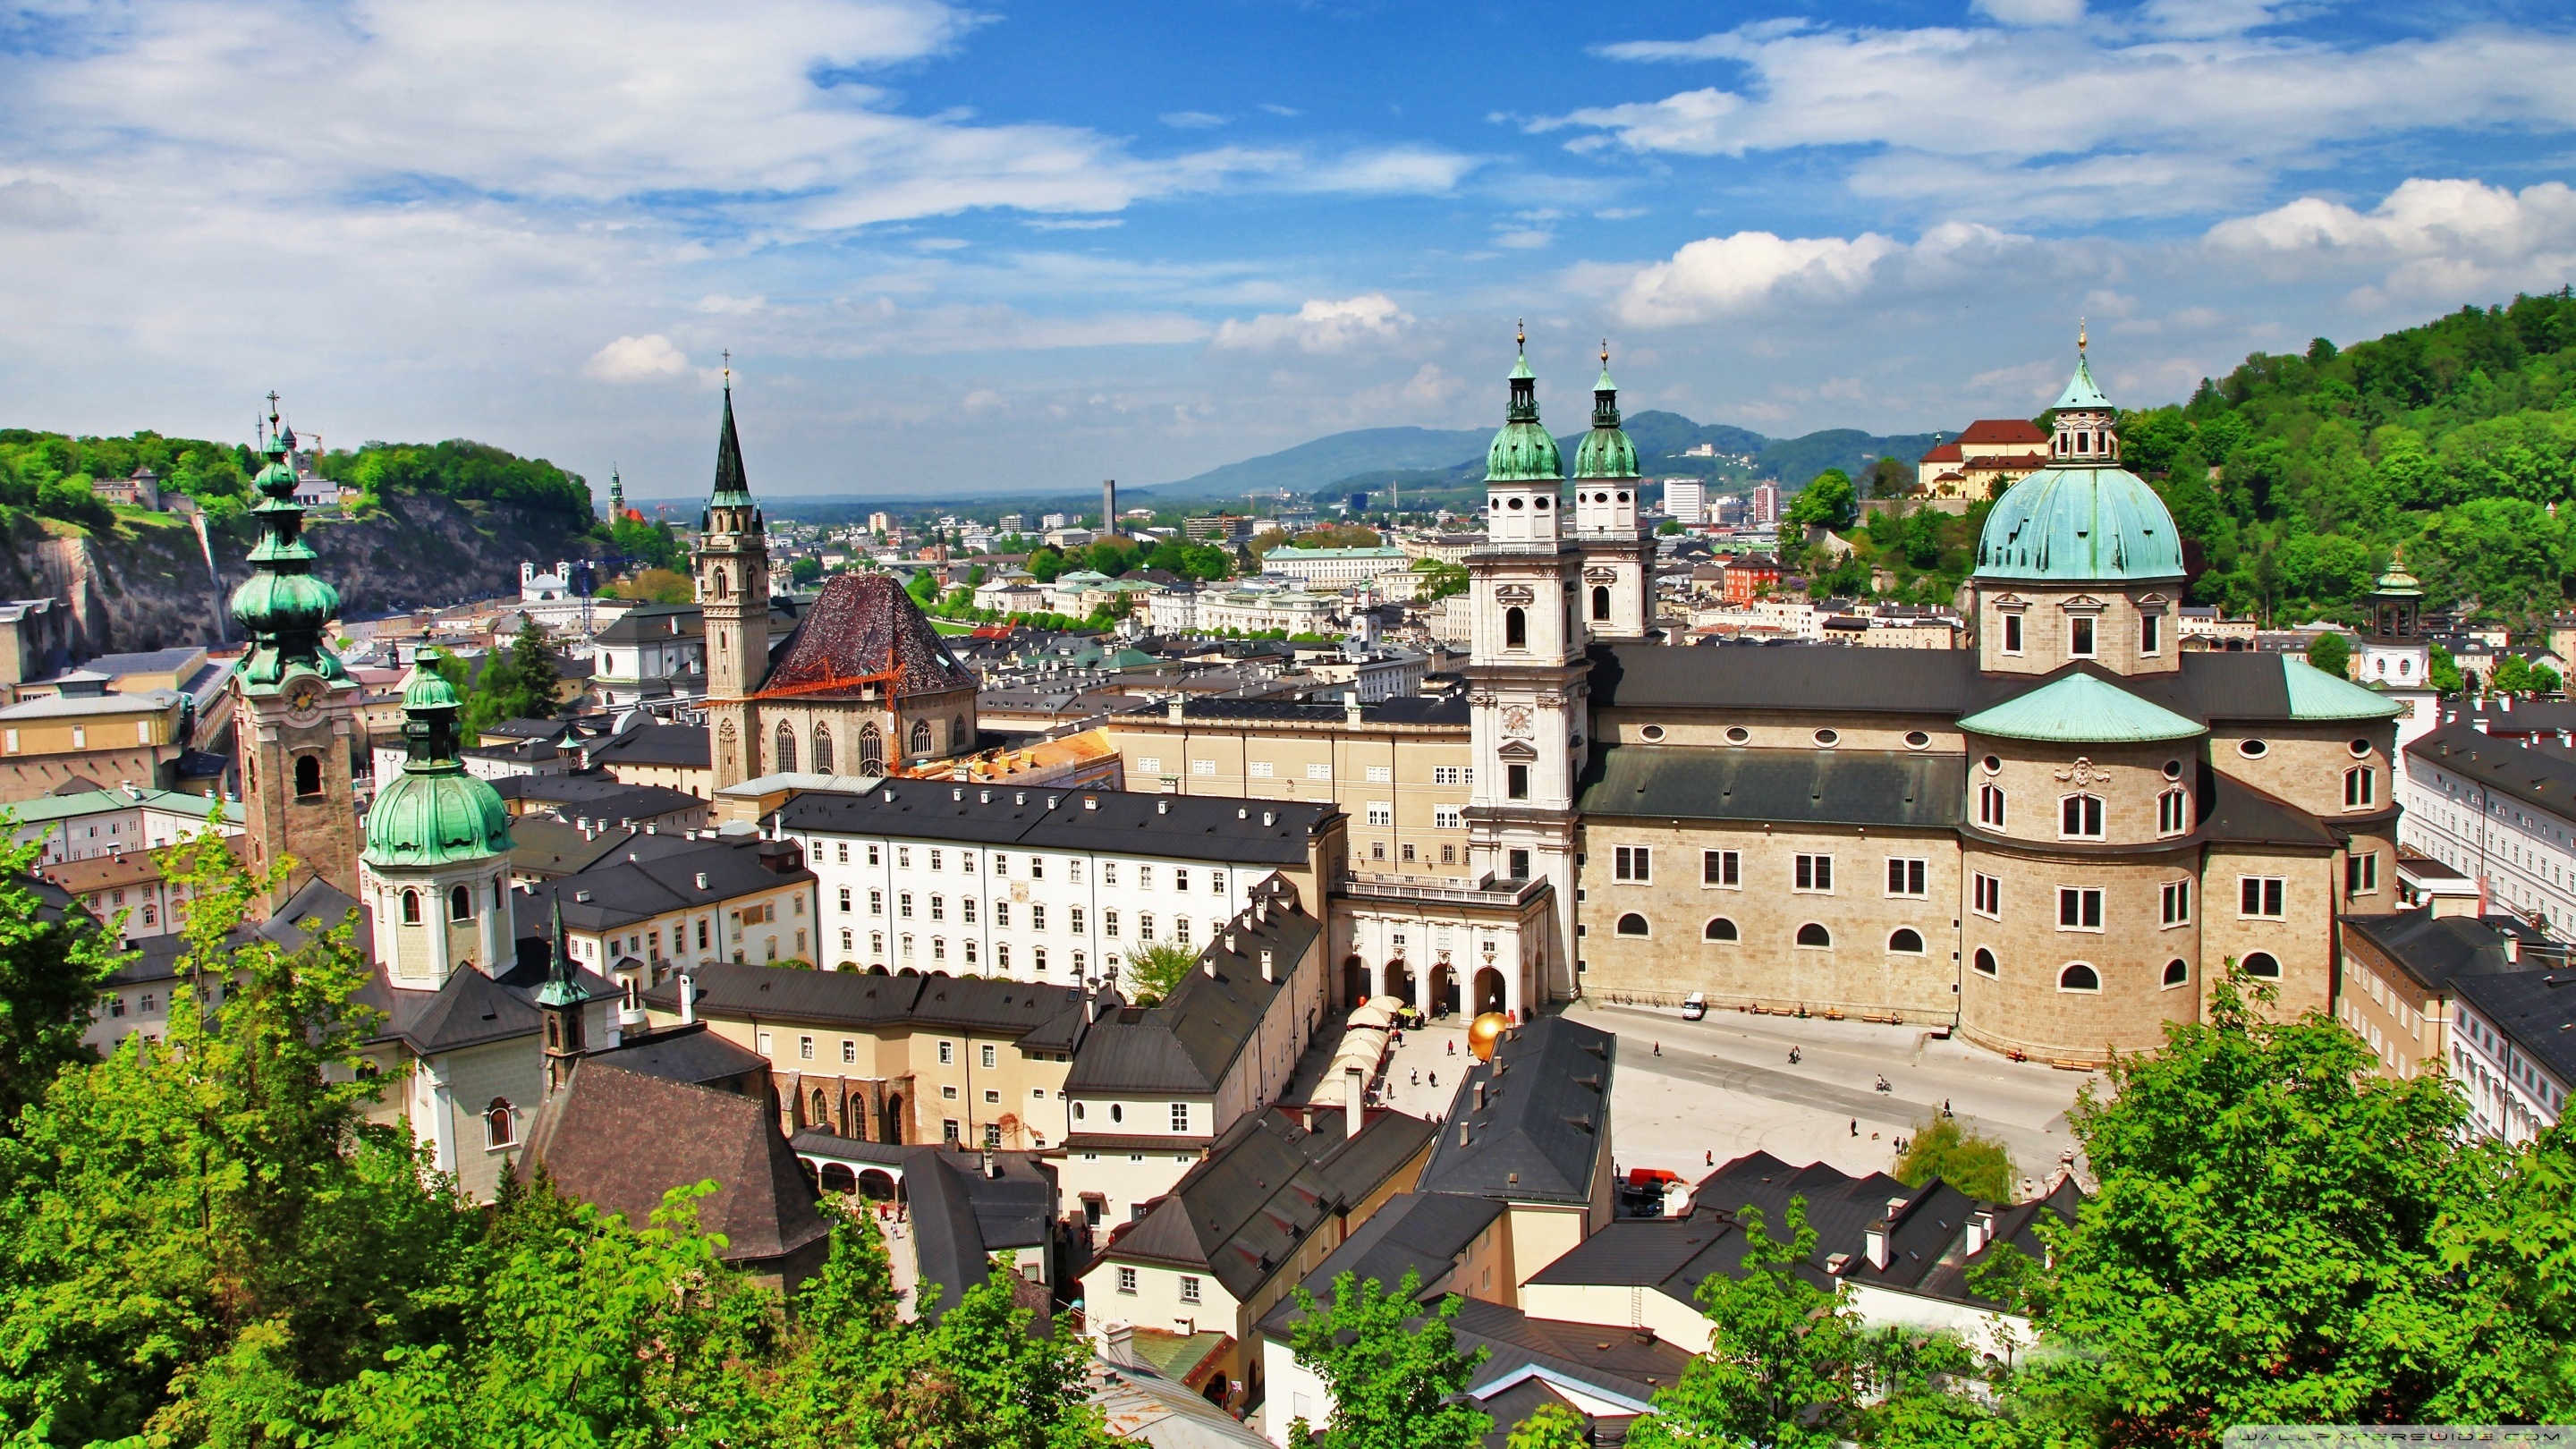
2121;290;2576;625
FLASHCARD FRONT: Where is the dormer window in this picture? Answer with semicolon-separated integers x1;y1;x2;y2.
2001;612;2025;655
2070;616;2096;657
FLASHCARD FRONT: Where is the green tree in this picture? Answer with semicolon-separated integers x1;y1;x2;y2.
611;566;694;605
1504;1401;1590;1449
609;514;685;570
1413;559;1469;602
1657;518;1686;537
2436;1125;2576;1419
1785;469;1858;531
0;835;482;1442
2430;641;2463;693
1630;1199;1863;1449
2027;971;2546;1444
2304;630;2351;678
2495;653;2534;694
1893;1116;2015;1200
1027;546;1067;583
789;555;823;585
1286;1268;1490;1449
0;818;124;1127
1122;941;1198;1006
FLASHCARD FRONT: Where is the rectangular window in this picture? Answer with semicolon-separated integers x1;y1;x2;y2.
2240;877;2285;919
1069;860;1083;884
2140;612;2162;656
2001;613;2025;655
1978;784;2006;829
1071;907;1086;935
2161;879;2191;926
931;936;945;962
870;930;883;955
837;886;852;913
981;1043;997;1069
898;848;911;869
1506;764;1530;800
1030;857;1046;880
1178;1273;1201;1303
835;842;849;863
1191;759;1216;775
929;894;945;921
1434;806;1462;829
1614;846;1650;882
868;843;881;867
2058;886;2104;929
962;897;977;925
929;849;943;872
2060;794;2105;838
939;1041;954;1065
1306;763;1332;780
1366;765;1392;783
1367;801;1394;827
994;902;1010;928
1137;756;1161;775
1175;869;1191;893
1972;871;2000;919
1703;850;1740;887
2346;853;2379;894
1509;849;1531;881
1171;1102;1190;1131
1434;766;1471;786
1885;858;1927;897
1138;866;1152;890
901;933;914;958
1117;1267;1138;1294
2069;615;2097;657
1031;904;1046;931
944;1120;960;1145
1103;910;1120;938
798;1035;814;1060
1248;760;1274;778
993;853;1008;877
2158;788;2188;835
898;892;913;919
2344;767;2376;809
1794;854;1834;893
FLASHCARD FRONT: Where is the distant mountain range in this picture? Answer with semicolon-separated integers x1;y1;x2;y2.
1135;411;1942;503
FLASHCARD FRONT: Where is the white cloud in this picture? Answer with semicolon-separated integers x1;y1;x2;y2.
1555;21;2576;220
583;334;692;382
2207;178;2576;301
1495;229;1555;250
1160;111;1229;129
1210;293;1414;352
1971;0;2084;25
0;178;88;230
1023;217;1124;231
1291;147;1482;195
1606;230;1903;326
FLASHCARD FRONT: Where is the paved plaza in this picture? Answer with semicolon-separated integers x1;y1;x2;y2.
1360;1001;2100;1202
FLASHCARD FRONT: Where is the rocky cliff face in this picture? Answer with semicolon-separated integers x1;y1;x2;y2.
0;489;599;657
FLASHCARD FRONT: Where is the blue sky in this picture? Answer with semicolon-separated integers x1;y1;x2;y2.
4;0;2574;500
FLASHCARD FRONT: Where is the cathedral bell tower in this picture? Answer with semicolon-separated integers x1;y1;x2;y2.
228;394;361;916
360;648;515;988
1571;343;1654;641
1463;328;1583;1014
697;367;768;790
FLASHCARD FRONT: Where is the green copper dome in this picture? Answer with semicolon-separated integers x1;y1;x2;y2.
1572;356;1638;480
364;648;512;869
1976;466;2184;583
1487;345;1563;482
229;404;349;691
2055;352;2113;411
1960;672;2206;744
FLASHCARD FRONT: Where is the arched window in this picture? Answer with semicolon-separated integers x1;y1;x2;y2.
2343;766;2375;809
1887;928;1925;954
1795;922;1832;949
1978;784;2006;829
1703;917;1738;943
811;724;834;775
1590;586;1610;621
2058;962;2101;992
293;754;323;798
2163;958;2190;987
449;885;471;922
711;568;728;598
775;722;798;774
1615;912;1649;937
2157;787;2189;835
2241;952;2281;979
485;1097;515;1148
1504;606;1528;649
401;889;421;925
811;1088;829;1126
716;717;737;776
859;722;884;773
2059;793;2105;838
910;719;932;757
1973;947;1997;976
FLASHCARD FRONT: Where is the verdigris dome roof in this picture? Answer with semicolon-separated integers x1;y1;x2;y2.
1572;361;1637;479
1976;466;2184;583
366;763;511;868
1487;351;1563;482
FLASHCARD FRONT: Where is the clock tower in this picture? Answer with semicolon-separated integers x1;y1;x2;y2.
1462;330;1581;1016
229;395;361;915
697;374;769;791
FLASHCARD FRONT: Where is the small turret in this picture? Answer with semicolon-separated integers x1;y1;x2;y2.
1573;341;1641;538
2048;323;2120;464
1484;323;1564;549
536;894;586;1093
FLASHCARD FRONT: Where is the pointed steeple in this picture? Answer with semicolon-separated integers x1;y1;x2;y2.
2054;321;2113;412
709;371;753;507
1574;340;1638;480
536;893;581;1007
227;393;347;690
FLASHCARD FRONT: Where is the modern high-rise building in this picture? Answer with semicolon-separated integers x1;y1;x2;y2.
1750;481;1781;527
1662;478;1705;525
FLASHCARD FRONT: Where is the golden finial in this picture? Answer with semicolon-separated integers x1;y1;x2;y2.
1600;338;1610;367
2078;319;2088;355
722;348;732;390
1515;318;1526;352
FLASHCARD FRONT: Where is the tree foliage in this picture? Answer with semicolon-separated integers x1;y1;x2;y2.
1785;469;1858;531
315;439;592;532
611;566;696;605
0;428;256;527
1629;1199;1868;1449
0;818;124;1127
1121;942;1198;1007
2304;630;2351;678
1287;1268;1491;1449
1893;1116;2015;1201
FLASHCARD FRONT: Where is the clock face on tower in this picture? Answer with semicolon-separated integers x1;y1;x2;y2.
284;676;325;716
1502;705;1534;736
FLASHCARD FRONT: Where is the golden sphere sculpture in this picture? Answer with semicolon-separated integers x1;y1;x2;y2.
1467;1013;1509;1063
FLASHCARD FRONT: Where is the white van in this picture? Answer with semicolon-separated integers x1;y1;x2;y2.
1681;992;1707;1021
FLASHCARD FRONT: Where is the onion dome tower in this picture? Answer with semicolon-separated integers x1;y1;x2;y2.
1571;342;1652;640
1972;330;2187;677
227;394;362;911
361;648;516;988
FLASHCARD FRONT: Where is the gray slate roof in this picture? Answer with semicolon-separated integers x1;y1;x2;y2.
1252;1191;1504;1338
1578;743;1960;830
644;962;1089;1040
1066;887;1321;1095
2343;908;2548;993
777;783;1333;867
519;835;813;935
1416;1015;1614;1208
2453;969;2576;1084
588;723;711;769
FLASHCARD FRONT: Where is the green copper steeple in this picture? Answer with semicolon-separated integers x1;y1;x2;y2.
1485;323;1563;482
363;648;513;869
1572;341;1639;480
709;363;753;508
227;394;347;691
535;894;582;1008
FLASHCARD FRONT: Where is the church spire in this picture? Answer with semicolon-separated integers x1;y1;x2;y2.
709;368;752;507
228;393;346;689
1573;340;1637;481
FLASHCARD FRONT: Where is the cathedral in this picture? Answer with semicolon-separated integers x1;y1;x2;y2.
694;385;979;791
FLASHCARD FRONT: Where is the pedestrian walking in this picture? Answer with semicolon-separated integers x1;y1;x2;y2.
1705;1149;1714;1166
1653;1041;1661;1056
1429;1071;1438;1089
1850;1118;1859;1137
1411;1068;1419;1087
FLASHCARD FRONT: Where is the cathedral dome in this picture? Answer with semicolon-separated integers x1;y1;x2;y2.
1572;355;1637;480
364;651;512;869
1974;467;2184;583
1487;343;1563;482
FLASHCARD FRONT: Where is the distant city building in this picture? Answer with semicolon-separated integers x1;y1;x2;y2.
1184;513;1254;546
1662;478;1705;525
1258;545;1412;589
1917;420;2049;500
1750;481;1780;527
1040;512;1069;530
867;511;894;535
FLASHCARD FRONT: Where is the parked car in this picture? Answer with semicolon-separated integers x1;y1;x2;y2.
1681;992;1707;1021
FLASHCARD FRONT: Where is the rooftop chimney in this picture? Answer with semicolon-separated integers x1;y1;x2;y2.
1472;1080;1487;1111
1342;1065;1363;1140
1260;947;1276;981
678;970;696;1025
1966;1209;1995;1256
1865;1222;1890;1270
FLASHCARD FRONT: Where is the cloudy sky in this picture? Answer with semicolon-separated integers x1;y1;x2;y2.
4;0;2574;501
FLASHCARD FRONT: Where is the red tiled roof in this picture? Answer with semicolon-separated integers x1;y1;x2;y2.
1918;442;1962;463
1955;419;2046;445
757;572;977;702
